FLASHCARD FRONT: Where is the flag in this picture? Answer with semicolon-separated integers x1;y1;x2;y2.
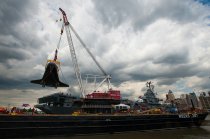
22;104;30;107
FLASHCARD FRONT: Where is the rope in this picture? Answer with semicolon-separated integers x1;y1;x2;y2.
45;21;68;86
56;22;69;85
56;23;64;50
58;64;68;85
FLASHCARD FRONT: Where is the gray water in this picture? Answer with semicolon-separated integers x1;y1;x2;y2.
22;115;210;139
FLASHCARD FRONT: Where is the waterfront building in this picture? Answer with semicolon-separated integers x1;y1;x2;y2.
199;92;210;111
174;98;188;111
174;92;199;111
165;90;175;103
187;92;199;108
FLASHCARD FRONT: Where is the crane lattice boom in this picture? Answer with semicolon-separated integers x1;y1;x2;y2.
59;8;112;96
59;8;84;97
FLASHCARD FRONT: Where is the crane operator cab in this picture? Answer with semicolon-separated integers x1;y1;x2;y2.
30;49;69;88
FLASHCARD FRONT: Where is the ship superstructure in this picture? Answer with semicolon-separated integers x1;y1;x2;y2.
133;81;161;111
142;81;160;106
35;92;83;114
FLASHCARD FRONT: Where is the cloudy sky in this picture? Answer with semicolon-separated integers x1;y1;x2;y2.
1;0;210;106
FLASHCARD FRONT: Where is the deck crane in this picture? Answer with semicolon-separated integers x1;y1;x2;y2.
59;8;112;98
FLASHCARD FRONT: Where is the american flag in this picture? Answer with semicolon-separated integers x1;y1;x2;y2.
22;104;30;107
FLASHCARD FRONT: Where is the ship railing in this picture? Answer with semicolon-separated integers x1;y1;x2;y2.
81;104;112;108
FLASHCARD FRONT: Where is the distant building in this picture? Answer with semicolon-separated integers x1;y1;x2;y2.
174;92;199;111
165;90;175;103
180;94;187;99
187;92;199;108
175;98;188;111
199;92;210;110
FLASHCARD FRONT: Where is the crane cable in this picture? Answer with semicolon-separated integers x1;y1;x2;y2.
53;23;64;61
56;22;69;85
57;23;64;50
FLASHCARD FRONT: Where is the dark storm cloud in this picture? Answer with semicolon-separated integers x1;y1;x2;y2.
0;46;30;63
92;0;204;30
157;78;179;86
200;81;210;90
111;62;200;86
0;0;46;89
0;0;37;34
0;0;44;62
0;70;28;89
163;64;199;78
0;76;31;89
153;51;189;65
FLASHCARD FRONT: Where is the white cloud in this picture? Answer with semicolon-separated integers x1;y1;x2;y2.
1;0;210;106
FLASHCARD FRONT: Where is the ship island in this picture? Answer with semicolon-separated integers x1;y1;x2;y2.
0;8;208;138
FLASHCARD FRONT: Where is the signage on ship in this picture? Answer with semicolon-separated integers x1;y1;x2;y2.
178;113;198;118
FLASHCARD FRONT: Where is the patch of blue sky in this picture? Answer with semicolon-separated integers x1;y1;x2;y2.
195;0;210;6
173;79;193;94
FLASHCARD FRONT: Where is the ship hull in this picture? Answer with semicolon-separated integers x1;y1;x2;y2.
0;113;208;138
35;104;81;114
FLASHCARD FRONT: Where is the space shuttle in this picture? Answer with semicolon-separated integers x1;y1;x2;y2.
31;50;69;88
31;61;69;88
